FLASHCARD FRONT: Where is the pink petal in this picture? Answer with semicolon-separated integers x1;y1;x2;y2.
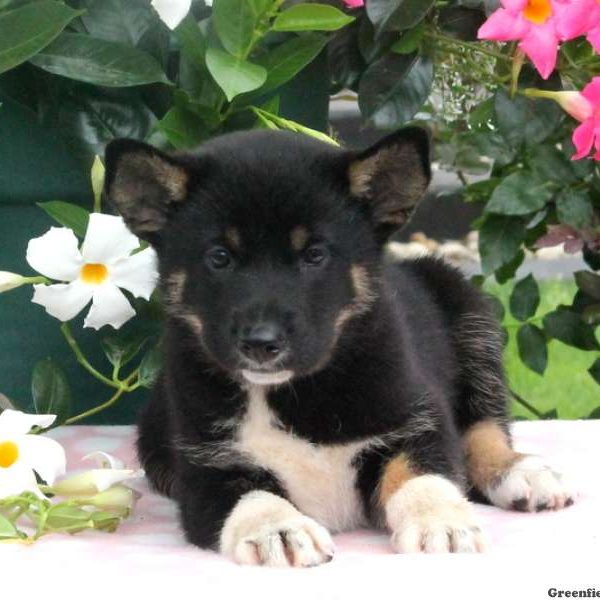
587;26;600;54
519;23;559;79
572;120;596;159
478;9;529;41
342;0;364;7
553;0;596;40
582;77;600;106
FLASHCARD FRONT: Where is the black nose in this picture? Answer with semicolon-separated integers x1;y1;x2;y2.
238;323;286;364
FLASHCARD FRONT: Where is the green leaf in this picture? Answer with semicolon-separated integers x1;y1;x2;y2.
158;105;208;149
101;333;148;370
478;215;526;275
138;344;162;388
259;33;328;95
517;324;548;375
251;107;338;145
31;358;72;427
543;309;600;351
91;156;105;211
589;358;600;385
358;53;433;128
494;89;562;148
366;0;435;32
29;33;171;87
555;188;594;229
78;0;156;46
0;1;81;75
273;4;355;32
213;0;272;58
45;504;94;531
485;172;553;216
0;514;20;540
495;250;524;285
205;47;267;101
37;201;90;238
510;274;540;322
528;145;577;184
575;271;600;301
391;23;425;54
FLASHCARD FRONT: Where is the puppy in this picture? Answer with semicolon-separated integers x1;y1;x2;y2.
104;128;574;567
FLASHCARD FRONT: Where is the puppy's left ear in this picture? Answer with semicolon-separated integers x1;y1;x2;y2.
347;127;431;240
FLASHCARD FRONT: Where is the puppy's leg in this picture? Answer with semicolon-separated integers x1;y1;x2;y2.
376;454;485;553
463;419;576;512
177;464;334;567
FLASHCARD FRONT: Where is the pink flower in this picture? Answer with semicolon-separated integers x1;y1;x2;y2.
554;0;600;52
342;0;364;7
571;77;600;160
478;0;561;79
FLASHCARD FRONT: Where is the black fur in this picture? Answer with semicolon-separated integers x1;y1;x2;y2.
105;129;509;551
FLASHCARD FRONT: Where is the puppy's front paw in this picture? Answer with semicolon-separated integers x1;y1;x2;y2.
386;474;485;554
487;455;576;512
220;491;334;567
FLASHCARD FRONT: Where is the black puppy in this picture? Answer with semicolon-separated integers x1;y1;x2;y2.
104;128;574;567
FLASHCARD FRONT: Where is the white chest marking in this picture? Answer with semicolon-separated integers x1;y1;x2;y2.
235;386;370;532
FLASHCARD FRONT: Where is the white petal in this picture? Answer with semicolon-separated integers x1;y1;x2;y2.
26;227;83;281
52;468;144;495
0;410;56;436
18;434;67;485
0;271;26;293
110;247;159;300
151;0;191;29
32;280;92;322
84;283;135;330
81;214;140;265
0;463;43;499
82;451;124;470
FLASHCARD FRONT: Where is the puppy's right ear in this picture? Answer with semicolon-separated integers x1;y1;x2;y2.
103;139;191;244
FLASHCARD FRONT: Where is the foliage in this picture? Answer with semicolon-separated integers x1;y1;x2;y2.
0;0;598;421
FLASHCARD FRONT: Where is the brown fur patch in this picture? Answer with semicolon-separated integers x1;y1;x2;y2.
378;454;417;506
225;227;241;251
463;420;522;491
112;153;188;234
164;270;187;307
290;226;309;252
334;265;378;336
348;143;428;228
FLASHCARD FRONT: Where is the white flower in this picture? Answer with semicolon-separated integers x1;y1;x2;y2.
0;410;66;499
27;214;158;330
51;451;144;495
0;271;27;293
151;0;192;29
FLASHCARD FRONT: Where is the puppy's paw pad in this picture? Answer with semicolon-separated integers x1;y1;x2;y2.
233;516;334;568
391;503;485;554
488;455;576;512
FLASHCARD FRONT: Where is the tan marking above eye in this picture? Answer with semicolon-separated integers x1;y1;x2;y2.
225;227;241;250
290;226;309;252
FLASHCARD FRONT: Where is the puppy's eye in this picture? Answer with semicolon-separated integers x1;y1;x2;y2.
206;247;232;270
302;245;328;267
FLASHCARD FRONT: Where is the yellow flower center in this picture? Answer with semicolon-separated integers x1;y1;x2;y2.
0;441;19;468
80;263;108;285
523;0;553;24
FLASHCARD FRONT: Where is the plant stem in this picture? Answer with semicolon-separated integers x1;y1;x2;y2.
64;386;127;425
60;322;118;389
510;388;544;418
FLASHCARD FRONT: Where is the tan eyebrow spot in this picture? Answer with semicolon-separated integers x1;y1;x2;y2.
225;227;241;250
290;226;309;252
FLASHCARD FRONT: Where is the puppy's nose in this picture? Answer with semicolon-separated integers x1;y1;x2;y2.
238;323;286;364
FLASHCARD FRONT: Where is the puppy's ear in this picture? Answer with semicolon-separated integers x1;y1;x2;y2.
347;127;431;240
103;139;191;244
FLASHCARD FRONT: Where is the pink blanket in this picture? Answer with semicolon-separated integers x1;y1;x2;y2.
2;421;598;599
